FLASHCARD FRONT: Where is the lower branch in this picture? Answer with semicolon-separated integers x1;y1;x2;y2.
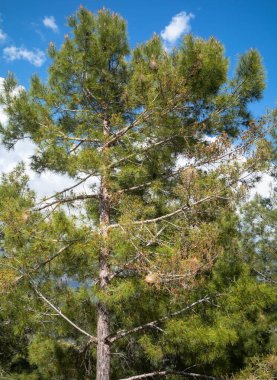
107;296;210;343
30;282;98;344
109;195;216;229
119;370;225;380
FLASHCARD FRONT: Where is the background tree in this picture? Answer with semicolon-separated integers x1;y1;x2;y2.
0;6;275;380
240;192;276;284
240;125;276;285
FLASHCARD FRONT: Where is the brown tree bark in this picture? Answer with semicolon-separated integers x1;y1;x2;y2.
96;117;111;380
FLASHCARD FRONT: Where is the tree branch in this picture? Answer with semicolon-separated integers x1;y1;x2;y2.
34;193;99;211
30;282;98;344
109;135;181;169
107;296;210;343
9;241;88;289
252;269;277;284
109;194;217;229
114;181;153;197
104;87;186;148
119;370;225;380
108;253;142;282
34;174;93;206
110;159;261;229
15;243;74;282
37;123;101;144
105;109;151;148
55;130;101;144
121;131;258;193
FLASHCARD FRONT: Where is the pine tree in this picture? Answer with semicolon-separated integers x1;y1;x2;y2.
240;192;277;284
0;6;274;380
240;126;276;285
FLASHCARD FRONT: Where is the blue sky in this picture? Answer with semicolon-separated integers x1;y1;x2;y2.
0;0;276;115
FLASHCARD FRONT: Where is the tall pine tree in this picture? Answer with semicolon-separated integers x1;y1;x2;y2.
0;7;274;380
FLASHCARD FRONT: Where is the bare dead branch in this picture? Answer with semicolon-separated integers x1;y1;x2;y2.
114;181;154;196
69;140;84;154
109;135;181;169
108;253;142;282
109;194;216;229
56;133;101;144
12;243;76;286
35;174;93;206
107;296;210;343
34;193;99;212
252;269;277;284
37;123;101;144
105;109;152;148
30;282;98;344
119;370;225;380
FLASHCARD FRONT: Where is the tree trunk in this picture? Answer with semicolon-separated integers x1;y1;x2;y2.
96;117;111;380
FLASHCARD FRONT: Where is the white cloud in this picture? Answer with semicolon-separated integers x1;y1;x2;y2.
0;28;7;43
161;11;194;45
43;16;59;33
3;46;46;67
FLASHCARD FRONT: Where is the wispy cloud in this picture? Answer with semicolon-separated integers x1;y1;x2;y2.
43;16;59;33
3;46;46;67
31;22;46;42
0;28;7;43
161;11;194;46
